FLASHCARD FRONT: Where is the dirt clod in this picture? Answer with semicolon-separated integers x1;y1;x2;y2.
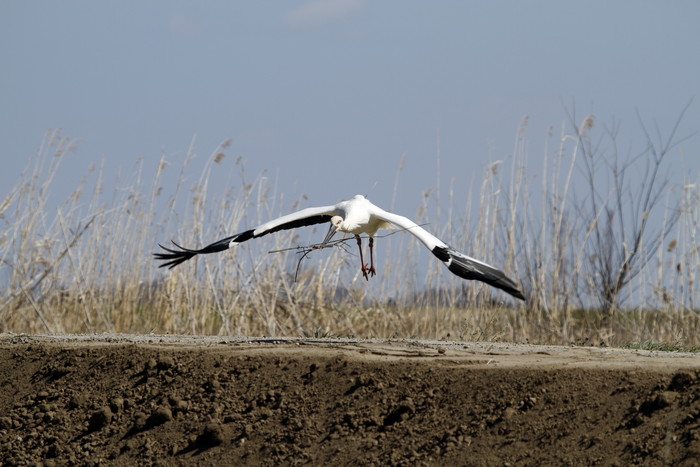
199;423;225;447
87;407;113;431
148;406;173;427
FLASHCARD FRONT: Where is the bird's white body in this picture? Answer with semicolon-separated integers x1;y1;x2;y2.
333;195;392;236
156;194;524;300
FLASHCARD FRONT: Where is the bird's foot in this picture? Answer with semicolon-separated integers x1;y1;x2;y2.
360;264;376;280
361;265;370;281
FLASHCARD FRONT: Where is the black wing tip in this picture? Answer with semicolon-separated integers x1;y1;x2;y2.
433;246;526;301
499;283;526;301
478;274;526;301
470;269;525;301
484;269;525;301
153;241;197;269
153;236;238;270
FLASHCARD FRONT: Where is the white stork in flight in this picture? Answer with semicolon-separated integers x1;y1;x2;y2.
155;194;525;300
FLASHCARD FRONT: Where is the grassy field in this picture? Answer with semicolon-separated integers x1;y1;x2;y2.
1;112;698;347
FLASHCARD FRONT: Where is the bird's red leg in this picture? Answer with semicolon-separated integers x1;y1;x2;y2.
355;235;369;280
368;237;376;277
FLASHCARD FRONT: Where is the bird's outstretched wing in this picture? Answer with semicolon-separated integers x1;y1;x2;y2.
430;245;525;301
154;205;340;269
368;205;525;300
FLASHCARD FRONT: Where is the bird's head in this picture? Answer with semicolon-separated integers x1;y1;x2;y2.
323;216;344;244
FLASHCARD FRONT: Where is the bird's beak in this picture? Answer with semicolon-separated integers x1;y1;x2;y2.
323;223;338;244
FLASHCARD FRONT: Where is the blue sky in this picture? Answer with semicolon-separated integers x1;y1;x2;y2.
2;1;699;219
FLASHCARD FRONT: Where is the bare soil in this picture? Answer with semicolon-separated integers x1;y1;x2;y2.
0;334;699;466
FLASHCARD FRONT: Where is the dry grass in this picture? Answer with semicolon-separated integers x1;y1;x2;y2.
1;118;698;346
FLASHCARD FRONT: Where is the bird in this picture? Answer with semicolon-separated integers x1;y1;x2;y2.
154;194;525;300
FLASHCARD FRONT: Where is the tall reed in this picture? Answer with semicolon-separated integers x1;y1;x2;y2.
1;113;697;346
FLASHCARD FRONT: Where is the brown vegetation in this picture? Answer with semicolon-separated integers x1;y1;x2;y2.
0;108;698;346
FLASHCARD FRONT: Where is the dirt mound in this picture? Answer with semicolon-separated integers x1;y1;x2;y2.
1;335;699;466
